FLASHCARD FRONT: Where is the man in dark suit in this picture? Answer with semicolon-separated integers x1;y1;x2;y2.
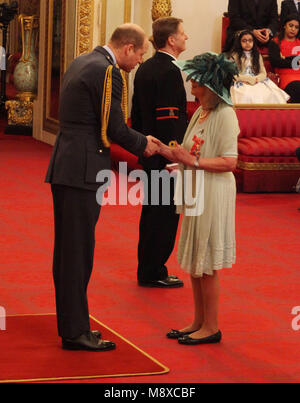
46;24;158;351
281;1;300;26
131;17;188;288
224;0;279;52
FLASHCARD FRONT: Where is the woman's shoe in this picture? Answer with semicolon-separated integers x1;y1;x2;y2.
166;329;198;339
178;330;222;345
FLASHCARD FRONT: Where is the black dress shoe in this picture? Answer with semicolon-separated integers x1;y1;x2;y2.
91;330;101;339
166;329;198;339
178;330;222;345
162;266;178;280
138;277;184;288
62;331;116;351
167;275;179;280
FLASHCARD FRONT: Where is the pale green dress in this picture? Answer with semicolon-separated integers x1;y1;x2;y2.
176;102;239;277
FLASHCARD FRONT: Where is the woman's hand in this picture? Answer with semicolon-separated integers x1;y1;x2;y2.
171;142;195;166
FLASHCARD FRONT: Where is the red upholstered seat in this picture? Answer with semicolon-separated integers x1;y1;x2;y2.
236;108;300;192
237;109;300;161
236;109;300;138
239;137;300;156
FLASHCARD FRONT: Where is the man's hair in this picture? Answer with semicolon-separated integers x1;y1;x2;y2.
152;17;183;50
110;24;146;50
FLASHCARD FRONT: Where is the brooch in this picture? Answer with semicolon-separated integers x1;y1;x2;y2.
190;135;205;160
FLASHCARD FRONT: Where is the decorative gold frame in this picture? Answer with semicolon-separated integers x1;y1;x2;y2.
76;0;95;57
43;0;95;134
43;0;66;134
100;0;132;45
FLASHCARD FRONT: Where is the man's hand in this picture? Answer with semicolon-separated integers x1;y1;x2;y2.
143;136;161;157
260;28;271;42
253;29;269;44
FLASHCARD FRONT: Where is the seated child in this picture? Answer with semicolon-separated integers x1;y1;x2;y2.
229;30;290;104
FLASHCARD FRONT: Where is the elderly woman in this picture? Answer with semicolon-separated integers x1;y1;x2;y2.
158;52;240;345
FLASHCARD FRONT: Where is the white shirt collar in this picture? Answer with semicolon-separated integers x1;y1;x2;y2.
158;50;177;61
103;45;117;65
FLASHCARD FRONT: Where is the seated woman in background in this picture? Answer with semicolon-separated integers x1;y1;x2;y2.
230;30;290;104
269;14;300;103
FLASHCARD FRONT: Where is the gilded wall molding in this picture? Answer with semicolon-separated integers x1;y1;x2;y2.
76;0;95;56
152;0;172;21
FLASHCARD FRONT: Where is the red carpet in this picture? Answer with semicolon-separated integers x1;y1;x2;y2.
1;131;300;383
0;314;168;383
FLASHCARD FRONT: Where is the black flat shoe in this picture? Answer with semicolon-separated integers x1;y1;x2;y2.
62;331;116;352
178;330;222;345
166;329;198;339
138;277;184;288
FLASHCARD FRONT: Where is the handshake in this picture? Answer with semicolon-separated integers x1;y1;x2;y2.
144;135;194;168
143;135;164;157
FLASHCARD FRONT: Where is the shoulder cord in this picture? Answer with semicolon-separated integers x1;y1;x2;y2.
120;69;128;124
101;66;128;148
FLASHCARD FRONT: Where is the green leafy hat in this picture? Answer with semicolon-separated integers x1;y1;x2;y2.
173;52;238;106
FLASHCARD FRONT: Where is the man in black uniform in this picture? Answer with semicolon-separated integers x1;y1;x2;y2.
131;17;188;288
46;24;158;351
223;0;279;52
